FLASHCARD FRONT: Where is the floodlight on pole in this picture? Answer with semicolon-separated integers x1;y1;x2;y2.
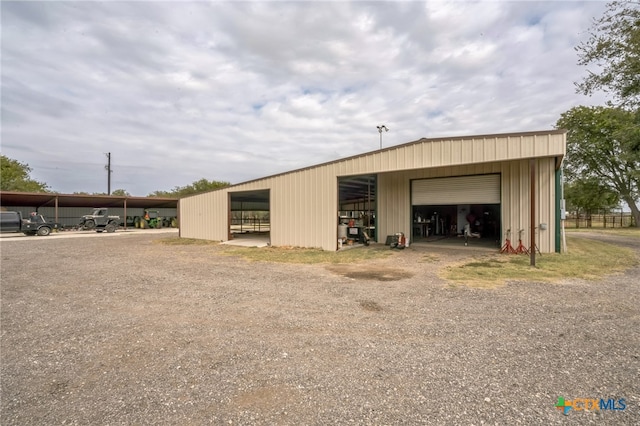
377;125;389;149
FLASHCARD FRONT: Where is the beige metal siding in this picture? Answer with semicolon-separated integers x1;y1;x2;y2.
180;188;228;241
378;163;502;244
180;168;340;250
377;158;557;252
499;158;557;253
335;131;564;175
181;130;564;251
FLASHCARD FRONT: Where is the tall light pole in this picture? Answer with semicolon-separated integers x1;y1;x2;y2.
377;125;389;149
105;152;112;195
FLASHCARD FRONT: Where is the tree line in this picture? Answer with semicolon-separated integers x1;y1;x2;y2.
0;155;229;198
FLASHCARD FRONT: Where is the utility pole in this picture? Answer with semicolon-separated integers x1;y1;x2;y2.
530;158;536;267
105;152;112;195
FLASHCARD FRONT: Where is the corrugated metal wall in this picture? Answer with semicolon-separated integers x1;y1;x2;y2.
378;158;558;252
180;131;564;252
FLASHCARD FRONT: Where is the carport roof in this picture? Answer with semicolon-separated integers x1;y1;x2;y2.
0;191;179;209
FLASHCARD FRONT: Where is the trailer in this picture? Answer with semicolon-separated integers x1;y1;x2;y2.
0;211;64;236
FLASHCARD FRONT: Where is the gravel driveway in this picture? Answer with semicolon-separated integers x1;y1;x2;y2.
1;232;638;425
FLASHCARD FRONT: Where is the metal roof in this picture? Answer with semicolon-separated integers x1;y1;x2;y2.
182;129;567;200
0;191;179;209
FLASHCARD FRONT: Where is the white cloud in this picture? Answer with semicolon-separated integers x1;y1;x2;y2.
1;0;609;195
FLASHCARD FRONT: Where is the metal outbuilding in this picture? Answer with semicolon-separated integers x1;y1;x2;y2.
179;130;566;252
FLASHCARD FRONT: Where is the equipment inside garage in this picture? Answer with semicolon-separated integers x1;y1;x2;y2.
338;175;376;247
411;174;501;246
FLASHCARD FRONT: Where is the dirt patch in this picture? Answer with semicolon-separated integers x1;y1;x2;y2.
358;300;383;312
325;264;414;281
419;253;441;262
231;385;300;411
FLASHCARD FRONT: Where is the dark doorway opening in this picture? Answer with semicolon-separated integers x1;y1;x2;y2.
229;190;270;241
338;175;376;246
412;204;500;248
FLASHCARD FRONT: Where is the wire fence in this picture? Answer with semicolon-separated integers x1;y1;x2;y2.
230;217;270;233
564;212;635;228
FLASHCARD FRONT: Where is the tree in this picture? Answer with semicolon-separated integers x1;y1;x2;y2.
72;190;130;196
111;189;131;196
0;155;49;192
557;106;640;226
576;0;640;107
564;178;620;215
148;178;231;198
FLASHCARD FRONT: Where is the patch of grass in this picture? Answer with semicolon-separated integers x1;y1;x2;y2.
220;245;393;264
565;227;640;237
463;259;506;268
441;236;638;288
420;253;440;263
156;237;219;246
154;238;405;265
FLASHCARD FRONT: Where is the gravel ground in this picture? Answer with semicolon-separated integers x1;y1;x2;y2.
1;231;639;425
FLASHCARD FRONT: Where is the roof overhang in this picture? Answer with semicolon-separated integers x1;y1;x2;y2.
0;191;179;209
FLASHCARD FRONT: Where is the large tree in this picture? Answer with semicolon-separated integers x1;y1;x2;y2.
148;178;230;198
576;0;640;107
557;106;640;226
0;155;49;192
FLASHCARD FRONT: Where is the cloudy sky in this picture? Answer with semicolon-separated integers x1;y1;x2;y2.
2;0;609;196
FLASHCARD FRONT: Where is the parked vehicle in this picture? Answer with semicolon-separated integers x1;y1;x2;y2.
79;208;120;233
135;210;162;229
132;210;178;229
0;211;64;236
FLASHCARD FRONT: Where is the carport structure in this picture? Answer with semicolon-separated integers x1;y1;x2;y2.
0;192;178;229
180;130;566;252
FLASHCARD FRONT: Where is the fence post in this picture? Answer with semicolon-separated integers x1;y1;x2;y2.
620;210;622;228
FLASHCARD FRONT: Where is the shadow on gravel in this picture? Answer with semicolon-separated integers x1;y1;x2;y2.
359;300;383;312
326;264;414;281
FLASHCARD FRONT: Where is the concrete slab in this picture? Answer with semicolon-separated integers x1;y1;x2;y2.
221;235;270;248
0;228;178;241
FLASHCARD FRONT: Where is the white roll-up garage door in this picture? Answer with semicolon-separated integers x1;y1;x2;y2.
412;174;500;205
